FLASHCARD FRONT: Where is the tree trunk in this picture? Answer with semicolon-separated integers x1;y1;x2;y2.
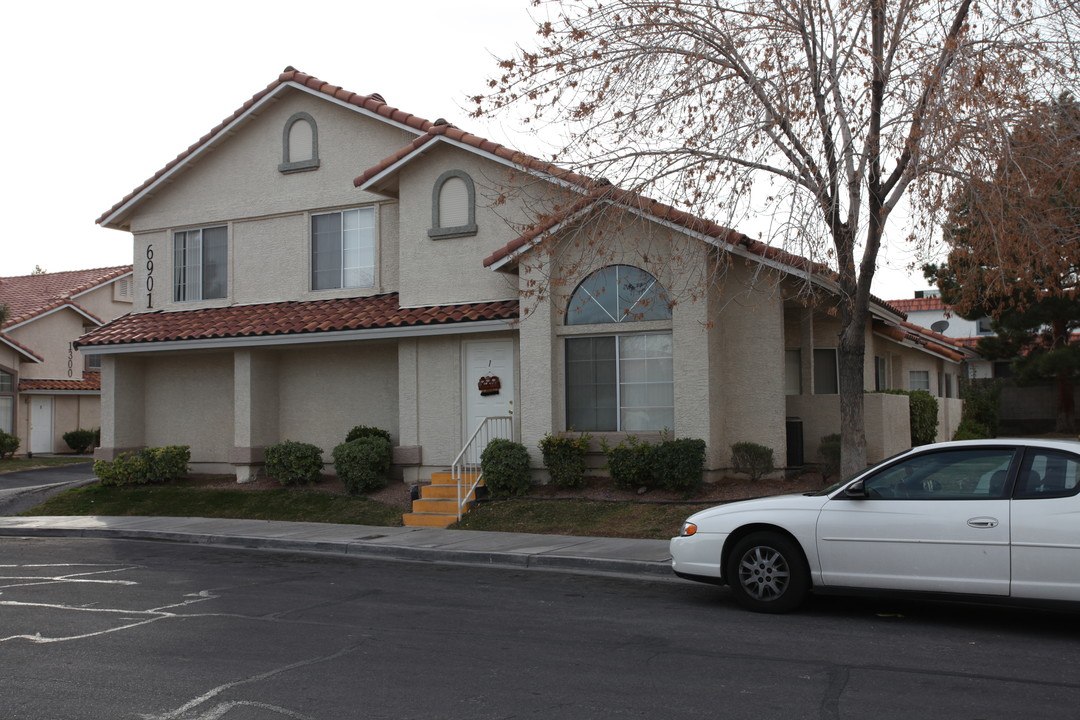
838;315;869;480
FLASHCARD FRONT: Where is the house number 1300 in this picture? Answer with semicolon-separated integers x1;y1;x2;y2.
146;244;154;308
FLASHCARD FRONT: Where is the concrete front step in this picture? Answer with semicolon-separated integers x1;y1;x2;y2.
421;484;476;501
402;512;459;528
429;471;482;486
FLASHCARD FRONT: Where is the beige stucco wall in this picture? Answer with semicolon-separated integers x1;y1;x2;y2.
142;353;234;467
124;89;417;314
9;309;89;380
394;144;528;308
277;342;399;454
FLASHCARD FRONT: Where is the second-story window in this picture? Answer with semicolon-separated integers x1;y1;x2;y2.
311;207;375;291
174;226;227;301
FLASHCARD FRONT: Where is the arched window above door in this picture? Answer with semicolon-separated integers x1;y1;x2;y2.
565;265;672;325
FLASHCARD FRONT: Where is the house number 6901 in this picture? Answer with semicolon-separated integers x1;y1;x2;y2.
146;244;154;308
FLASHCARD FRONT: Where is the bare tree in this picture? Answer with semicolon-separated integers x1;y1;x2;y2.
475;0;1080;477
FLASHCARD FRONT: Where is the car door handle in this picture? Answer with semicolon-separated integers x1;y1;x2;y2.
967;517;999;529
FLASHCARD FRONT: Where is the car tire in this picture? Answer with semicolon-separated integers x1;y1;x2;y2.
726;531;810;613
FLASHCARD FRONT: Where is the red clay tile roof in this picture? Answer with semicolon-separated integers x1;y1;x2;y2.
75;293;518;348
873;318;972;362
98;68;438;228
0;266;131;329
19;374;101;392
354;124;907;320
886;297;947;313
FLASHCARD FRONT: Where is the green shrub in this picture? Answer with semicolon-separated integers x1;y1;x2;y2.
480;438;532;497
818;433;841;481
63;428;99;454
878;389;940;446
908;390;939;446
602;436;657;490
332;436;392;495
344;425;393;445
730;441;775;482
655;438;707;496
94;452;148;486
93;445;190;486
0;430;19;459
265;440;324;486
953;418;991;441
539;432;591;488
959;378;1001;437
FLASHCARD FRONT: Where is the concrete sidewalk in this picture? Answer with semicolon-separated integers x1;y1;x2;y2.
0;515;675;578
0;465;675;580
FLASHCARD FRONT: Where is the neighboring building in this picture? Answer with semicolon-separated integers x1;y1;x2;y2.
0;266;134;453
887;290;997;378
79;68;971;490
891;290;1079;434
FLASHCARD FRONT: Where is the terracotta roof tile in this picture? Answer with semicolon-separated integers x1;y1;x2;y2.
20;374;101;392
0;266;132;328
98;68;439;227
887;297;947;312
76;293;518;349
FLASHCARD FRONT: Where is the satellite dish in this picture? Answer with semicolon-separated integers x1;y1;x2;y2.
931;320;950;333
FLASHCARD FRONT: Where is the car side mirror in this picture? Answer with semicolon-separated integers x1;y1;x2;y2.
844;480;867;499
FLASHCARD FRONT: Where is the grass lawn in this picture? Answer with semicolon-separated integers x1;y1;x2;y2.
0;456;93;474
451;498;701;540
23;483;403;527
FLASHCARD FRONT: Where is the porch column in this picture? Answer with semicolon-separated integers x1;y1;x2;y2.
94;354;145;461
231;349;279;483
800;307;815;395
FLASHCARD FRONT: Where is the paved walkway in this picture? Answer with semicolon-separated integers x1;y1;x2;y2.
0;465;675;580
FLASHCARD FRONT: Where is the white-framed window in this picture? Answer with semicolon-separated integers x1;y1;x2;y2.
813;348;838;395
311;207;376;291
909;370;931;392
566;333;674;432
85;354;102;371
174;226;227;301
279;112;320;174
0;368;13;435
785;349;802;395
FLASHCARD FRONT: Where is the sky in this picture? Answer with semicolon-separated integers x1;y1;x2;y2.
0;0;930;301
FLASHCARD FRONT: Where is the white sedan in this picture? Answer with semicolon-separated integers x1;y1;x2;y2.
670;439;1080;612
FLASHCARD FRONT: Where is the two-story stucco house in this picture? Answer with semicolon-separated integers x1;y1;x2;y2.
0;266;134;453
79;68;971;510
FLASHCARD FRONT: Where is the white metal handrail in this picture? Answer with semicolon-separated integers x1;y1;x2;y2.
453;416;514;519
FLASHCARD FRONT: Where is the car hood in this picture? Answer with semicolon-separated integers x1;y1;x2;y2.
685;492;832;529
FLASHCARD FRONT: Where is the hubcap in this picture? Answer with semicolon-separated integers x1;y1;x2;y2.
737;545;790;601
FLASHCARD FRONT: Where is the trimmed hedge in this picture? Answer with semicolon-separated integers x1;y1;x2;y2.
265;440;324;486
480;438;532;497
63;428;100;454
94;445;190;486
602;436;706;496
730;441;775;482
0;430;19;459
344;425;393;445
332;436;391;495
539;432;591;488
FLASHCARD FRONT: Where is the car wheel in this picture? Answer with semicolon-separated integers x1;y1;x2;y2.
726;532;809;613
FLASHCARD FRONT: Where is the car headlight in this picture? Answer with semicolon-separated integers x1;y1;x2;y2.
680;522;698;537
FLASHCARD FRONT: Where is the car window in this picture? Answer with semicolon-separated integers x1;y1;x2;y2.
1014;449;1080;499
861;448;1015;500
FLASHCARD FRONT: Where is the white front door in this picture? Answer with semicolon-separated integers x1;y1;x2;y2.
30;396;53;454
463;339;515;459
